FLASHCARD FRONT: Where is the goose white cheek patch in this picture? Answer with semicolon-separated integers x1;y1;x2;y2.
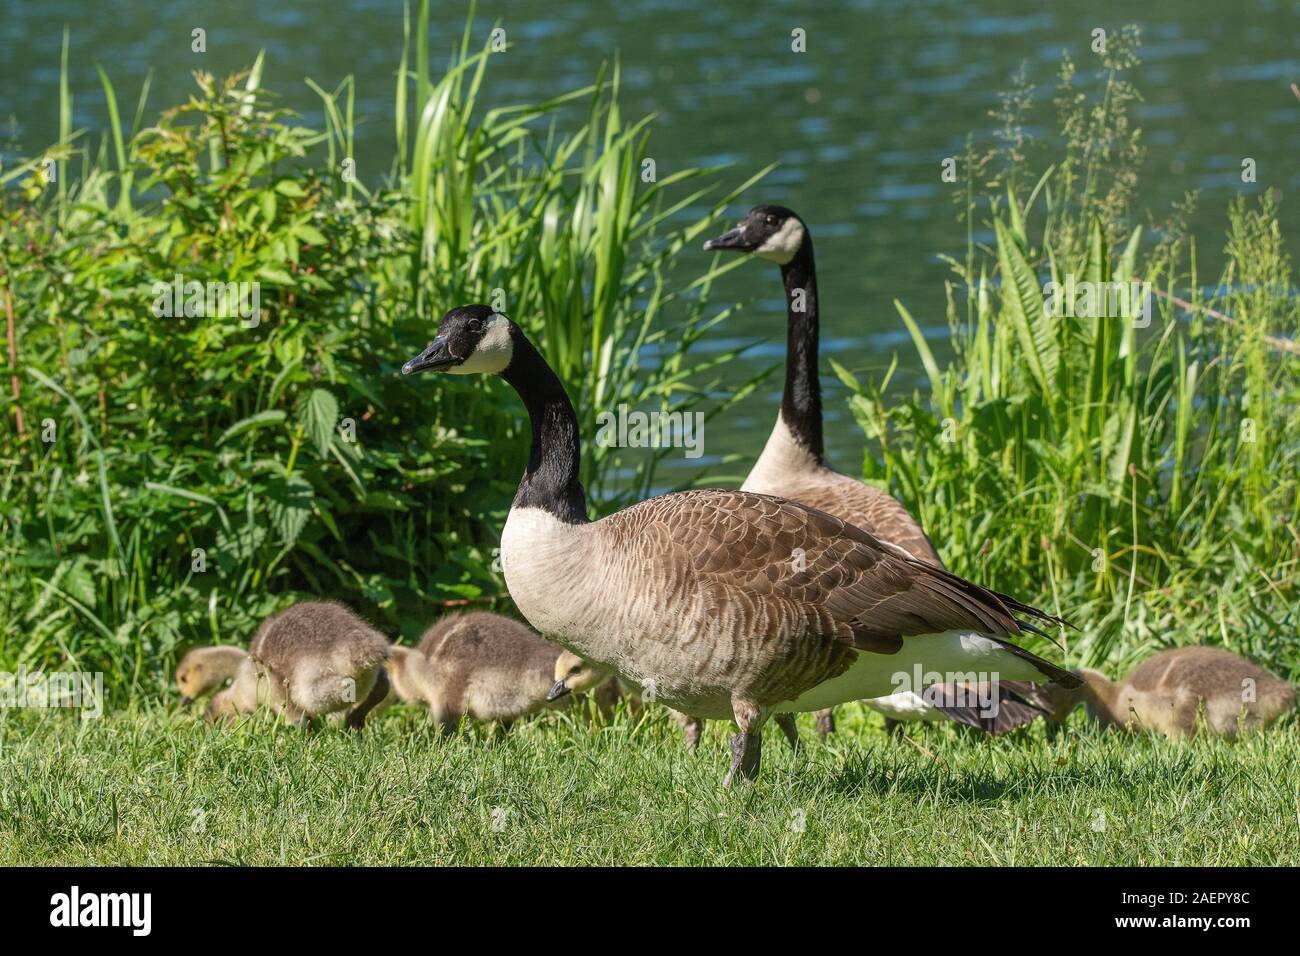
755;218;805;264
452;314;514;374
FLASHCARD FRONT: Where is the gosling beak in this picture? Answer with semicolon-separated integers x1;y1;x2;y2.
703;226;751;252
178;695;192;706
546;680;571;702
402;334;457;374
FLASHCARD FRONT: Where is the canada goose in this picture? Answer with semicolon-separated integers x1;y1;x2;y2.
207;601;391;729
401;305;1078;785
384;611;570;732
1041;646;1296;738
705;205;1054;737
549;649;805;753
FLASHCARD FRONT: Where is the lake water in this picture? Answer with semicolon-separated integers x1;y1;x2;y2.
4;0;1298;481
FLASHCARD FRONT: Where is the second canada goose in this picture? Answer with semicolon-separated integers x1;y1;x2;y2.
401;305;1079;784
385;611;569;732
1041;646;1296;738
705;204;1054;737
207;601;391;729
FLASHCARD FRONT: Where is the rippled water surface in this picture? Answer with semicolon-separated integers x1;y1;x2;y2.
4;0;1298;473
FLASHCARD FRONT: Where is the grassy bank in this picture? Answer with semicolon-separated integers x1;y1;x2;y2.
1;707;1296;865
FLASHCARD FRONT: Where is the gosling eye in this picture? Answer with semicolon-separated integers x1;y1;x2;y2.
568;666;582;677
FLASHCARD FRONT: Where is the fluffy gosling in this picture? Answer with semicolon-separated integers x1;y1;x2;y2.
203;601;391;729
1043;646;1296;738
384;611;567;732
548;650;809;753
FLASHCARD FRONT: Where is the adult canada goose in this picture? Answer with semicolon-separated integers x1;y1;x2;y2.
704;204;1051;737
384;611;570;732
206;601;391;729
1041;646;1296;738
549;650;806;753
401;305;1078;785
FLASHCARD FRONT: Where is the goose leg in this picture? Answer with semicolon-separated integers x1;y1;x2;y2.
670;710;704;752
815;708;836;740
724;699;767;787
346;666;389;730
884;718;902;739
773;713;801;754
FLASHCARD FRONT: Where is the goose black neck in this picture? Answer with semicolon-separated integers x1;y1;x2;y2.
779;238;824;460
501;335;589;524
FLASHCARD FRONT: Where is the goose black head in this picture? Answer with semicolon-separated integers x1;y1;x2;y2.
703;204;807;265
402;305;516;376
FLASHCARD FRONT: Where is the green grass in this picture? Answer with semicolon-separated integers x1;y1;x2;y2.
3;706;1296;865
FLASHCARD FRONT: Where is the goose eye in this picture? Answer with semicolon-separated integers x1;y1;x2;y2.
765;216;777;226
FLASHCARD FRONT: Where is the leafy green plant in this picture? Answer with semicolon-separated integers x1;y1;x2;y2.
838;29;1299;678
0;2;764;701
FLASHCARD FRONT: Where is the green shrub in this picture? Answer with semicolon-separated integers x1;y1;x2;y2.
0;5;762;700
837;30;1299;678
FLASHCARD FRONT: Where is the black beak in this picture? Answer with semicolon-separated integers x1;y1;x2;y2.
402;334;457;375
546;680;571;702
703;226;751;252
179;695;192;706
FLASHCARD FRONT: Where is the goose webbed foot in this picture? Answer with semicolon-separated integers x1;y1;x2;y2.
773;713;801;754
815;708;835;740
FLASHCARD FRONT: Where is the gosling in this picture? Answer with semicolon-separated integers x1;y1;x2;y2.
384;611;570;733
201;601;390;728
1043;646;1296;738
549;650;805;754
176;644;251;706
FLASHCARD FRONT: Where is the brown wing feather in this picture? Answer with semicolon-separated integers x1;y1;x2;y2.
768;470;944;566
599;489;1068;703
932;680;1054;733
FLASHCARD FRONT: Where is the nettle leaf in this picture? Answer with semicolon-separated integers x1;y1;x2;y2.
267;474;315;547
62;559;97;607
258;266;296;286
299;388;339;458
214;524;268;573
274;179;307;197
217;409;287;445
293;222;328;246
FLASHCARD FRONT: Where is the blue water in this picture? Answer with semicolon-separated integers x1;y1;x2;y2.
3;0;1297;475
